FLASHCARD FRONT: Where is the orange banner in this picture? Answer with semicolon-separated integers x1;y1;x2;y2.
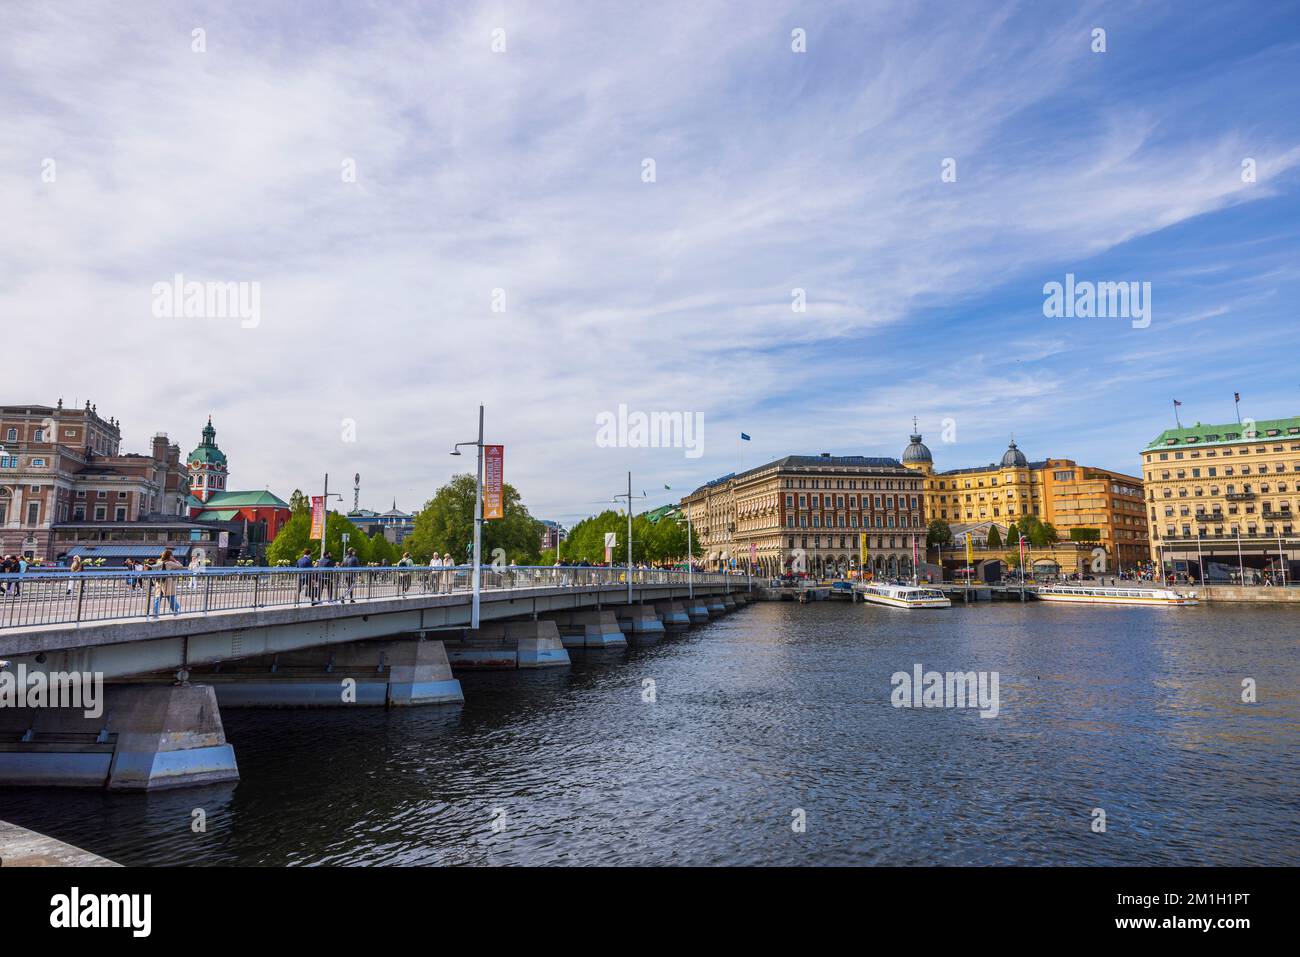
483;445;504;520
310;496;325;540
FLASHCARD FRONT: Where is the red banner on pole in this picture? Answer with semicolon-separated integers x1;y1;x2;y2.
310;496;325;540
483;445;504;520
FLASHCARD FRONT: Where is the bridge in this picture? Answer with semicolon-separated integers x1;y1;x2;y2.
0;566;751;792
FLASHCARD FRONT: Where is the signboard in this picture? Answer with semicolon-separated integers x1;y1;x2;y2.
218;531;229;549
310;496;325;540
604;531;617;565
749;542;757;564
483;445;505;520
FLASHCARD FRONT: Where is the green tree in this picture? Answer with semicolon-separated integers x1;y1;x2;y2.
1006;522;1020;546
985;525;1002;549
926;519;953;547
405;474;543;565
289;489;310;518
368;531;397;565
267;513;311;565
266;511;369;565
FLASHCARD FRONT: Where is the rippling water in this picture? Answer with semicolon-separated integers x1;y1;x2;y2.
3;599;1298;865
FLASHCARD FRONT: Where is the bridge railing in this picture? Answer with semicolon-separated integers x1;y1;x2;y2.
0;566;737;631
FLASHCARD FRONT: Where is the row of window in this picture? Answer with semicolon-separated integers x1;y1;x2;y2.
1150;442;1300;461
786;494;919;510
788;535;918;550
786;513;919;529
782;477;921;491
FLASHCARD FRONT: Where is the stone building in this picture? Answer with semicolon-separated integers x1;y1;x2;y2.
680;452;927;579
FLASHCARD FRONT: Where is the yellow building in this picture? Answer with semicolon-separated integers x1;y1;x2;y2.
902;426;1147;571
1141;417;1300;582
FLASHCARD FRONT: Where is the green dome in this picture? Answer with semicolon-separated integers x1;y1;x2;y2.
188;417;227;466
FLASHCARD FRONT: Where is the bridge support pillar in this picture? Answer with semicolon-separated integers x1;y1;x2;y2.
615;604;666;637
445;620;570;669
720;595;738;612
685;598;710;623
652;601;690;632
0;682;239;791
193;639;463;707
549;611;626;648
705;596;727;616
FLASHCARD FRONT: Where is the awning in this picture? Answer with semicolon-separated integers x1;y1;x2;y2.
64;544;193;560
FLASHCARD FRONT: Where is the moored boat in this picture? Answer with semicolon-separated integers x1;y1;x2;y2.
1035;584;1198;606
854;582;952;609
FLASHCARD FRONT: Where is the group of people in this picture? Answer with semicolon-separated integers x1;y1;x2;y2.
0;554;30;596
290;548;461;605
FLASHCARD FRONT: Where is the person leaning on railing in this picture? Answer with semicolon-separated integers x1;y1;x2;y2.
148;548;184;618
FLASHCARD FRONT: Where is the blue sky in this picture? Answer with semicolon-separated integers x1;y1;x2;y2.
2;0;1299;524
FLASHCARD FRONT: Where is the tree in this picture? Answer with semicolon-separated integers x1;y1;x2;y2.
926;519;953;547
1006;521;1019;546
267;513;311;565
405;474;543;565
368;531;397;565
289;489;310;518
266;511;369;565
986;525;1002;549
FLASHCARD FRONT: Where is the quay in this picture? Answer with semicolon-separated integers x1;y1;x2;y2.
0;566;753;791
0;819;117;866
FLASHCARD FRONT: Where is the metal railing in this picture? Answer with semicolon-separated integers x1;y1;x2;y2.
0;566;736;631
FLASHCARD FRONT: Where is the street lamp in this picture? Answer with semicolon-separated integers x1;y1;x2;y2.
450;404;485;629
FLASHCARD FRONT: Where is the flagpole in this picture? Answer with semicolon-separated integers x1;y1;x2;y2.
1234;392;1242;424
1173;399;1182;429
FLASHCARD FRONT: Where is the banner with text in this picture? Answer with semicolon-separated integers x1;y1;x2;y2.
310;496;325;540
483;445;505;520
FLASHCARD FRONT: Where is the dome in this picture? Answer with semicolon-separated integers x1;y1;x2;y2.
902;431;932;464
1000;438;1028;468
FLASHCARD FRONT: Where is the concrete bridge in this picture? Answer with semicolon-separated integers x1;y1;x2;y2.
0;566;752;791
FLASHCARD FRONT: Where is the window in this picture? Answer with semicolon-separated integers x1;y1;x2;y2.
115;507;127;521
5;428;15;442
26;502;40;525
31;458;46;467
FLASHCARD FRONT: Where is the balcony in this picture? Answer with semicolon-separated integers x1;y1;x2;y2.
1194;512;1226;522
1224;491;1255;501
1262;510;1293;520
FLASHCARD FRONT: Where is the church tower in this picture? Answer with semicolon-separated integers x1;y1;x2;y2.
187;416;229;503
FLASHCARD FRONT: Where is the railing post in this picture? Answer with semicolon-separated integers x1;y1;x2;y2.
75;577;84;624
203;574;212;614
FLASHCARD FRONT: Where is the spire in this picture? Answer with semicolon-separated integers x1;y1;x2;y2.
201;416;216;446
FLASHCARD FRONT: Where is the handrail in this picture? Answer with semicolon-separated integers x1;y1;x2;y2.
0;566;740;631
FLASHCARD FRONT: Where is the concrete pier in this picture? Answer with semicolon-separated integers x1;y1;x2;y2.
616;604;666;637
444;620;570;669
721;595;738;612
0;819;118;866
685;598;710;623
652;601;691;632
705;596;726;616
0;682;239;791
549;610;627;648
192;638;463;707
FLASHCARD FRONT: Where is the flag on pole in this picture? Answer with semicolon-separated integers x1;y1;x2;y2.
664;484;671;490
1173;399;1182;406
740;432;751;441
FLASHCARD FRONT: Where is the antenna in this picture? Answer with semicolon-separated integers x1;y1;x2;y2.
353;473;360;512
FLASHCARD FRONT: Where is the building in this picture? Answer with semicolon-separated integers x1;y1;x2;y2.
182;418;292;562
680;452;927;579
347;501;415;544
1141;417;1300;582
901;425;1148;572
2;400;195;562
539;519;567;551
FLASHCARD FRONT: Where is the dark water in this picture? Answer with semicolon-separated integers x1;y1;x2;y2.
3;600;1298;865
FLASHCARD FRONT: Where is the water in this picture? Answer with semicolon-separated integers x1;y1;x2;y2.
2;600;1297;865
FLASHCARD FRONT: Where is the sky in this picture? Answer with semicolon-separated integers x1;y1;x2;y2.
3;0;1300;526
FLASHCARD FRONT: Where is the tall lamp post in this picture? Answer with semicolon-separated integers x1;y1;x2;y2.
451;404;485;630
318;474;344;562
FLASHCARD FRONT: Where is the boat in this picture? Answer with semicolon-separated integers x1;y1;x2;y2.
854;582;951;609
1034;583;1198;606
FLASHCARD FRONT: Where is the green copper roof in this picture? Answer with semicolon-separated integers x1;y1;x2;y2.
187;416;228;466
203;489;290;508
1144;416;1300;452
195;509;241;522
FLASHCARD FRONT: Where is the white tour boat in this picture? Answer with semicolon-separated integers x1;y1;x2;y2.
854;582;952;609
1035;583;1198;606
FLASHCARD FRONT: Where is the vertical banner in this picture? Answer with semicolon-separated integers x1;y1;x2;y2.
912;534;919;577
860;531;868;579
965;533;974;568
483;445;504;520
1019;535;1027;573
604;531;617;565
310;496;325;540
